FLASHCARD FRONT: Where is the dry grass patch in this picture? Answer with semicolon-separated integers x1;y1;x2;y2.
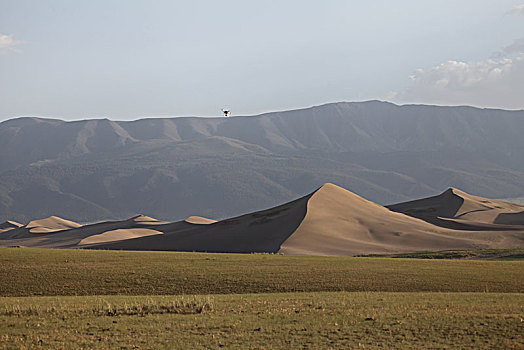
0;292;522;349
1;296;213;317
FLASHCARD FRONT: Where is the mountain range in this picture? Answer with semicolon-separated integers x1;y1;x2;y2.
1;101;523;223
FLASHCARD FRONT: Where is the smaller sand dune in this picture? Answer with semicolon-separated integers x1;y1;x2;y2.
0;221;23;233
25;216;82;233
129;215;169;225
388;187;524;228
184;216;217;224
0;215;170;247
79;228;163;245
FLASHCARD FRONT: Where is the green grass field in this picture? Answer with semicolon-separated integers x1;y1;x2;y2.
0;248;523;348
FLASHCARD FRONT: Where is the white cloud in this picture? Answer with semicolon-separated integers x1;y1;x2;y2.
0;34;24;54
505;4;524;15
390;38;524;110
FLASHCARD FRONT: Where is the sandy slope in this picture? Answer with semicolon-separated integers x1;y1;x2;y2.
1;184;523;255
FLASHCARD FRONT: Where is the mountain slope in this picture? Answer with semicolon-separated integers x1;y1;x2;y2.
1;101;524;223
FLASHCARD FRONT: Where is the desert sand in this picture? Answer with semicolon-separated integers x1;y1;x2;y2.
1;184;523;256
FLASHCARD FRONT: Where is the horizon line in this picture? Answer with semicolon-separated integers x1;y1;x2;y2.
2;100;523;123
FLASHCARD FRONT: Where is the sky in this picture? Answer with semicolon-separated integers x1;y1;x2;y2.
0;0;523;120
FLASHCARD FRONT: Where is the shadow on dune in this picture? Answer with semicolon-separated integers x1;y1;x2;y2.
387;188;464;218
86;194;312;253
387;188;466;228
495;211;524;226
399;215;521;231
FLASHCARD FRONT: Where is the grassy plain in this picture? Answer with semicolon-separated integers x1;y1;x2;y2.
1;248;523;296
0;248;523;348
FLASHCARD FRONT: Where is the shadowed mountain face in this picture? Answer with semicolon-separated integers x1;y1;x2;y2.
1;101;524;223
1;184;522;256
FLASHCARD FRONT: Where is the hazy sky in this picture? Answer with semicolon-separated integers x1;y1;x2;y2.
1;0;523;120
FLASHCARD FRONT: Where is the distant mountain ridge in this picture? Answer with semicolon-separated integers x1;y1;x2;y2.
1;101;524;223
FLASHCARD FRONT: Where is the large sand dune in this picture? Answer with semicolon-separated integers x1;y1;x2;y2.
277;184;524;256
1;184;523;256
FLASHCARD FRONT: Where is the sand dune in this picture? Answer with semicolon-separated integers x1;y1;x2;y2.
388;187;524;228
86;184;524;255
129;215;170;225
184;216;217;224
25;216;82;233
79;228;163;245
1;184;523;256
0;221;23;234
0;214;168;248
278;184;493;256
